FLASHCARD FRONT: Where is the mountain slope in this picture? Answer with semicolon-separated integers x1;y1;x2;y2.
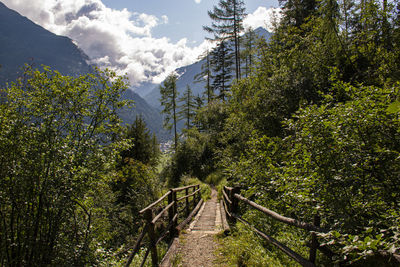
0;1;92;84
119;90;170;141
143;27;272;109
0;2;169;140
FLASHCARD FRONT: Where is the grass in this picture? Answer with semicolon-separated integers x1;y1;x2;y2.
215;223;289;267
180;175;212;201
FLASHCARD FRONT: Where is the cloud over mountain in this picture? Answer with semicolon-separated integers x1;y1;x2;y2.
2;0;279;88
2;0;213;86
244;7;282;32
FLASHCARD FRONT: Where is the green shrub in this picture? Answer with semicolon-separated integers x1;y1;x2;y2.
217;223;287;266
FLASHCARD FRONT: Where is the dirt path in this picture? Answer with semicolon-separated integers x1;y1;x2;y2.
162;189;223;267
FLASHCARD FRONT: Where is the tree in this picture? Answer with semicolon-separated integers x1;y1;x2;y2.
0;65;129;265
160;73;179;150
241;28;259;78
211;41;234;102
279;0;318;27
178;85;197;130
204;0;246;80
120;115;159;165
194;51;214;103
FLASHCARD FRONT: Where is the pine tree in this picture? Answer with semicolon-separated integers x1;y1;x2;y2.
204;0;246;80
121;116;158;165
194;51;214;103
241;28;258;78
178;85;197;130
279;0;318;27
211;41;234;102
151;133;160;164
160;73;179;150
194;94;204;111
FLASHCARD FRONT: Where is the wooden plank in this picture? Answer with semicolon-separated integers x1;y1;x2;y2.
140;191;171;214
220;199;230;233
233;213;315;267
176;199;204;232
233;193;326;233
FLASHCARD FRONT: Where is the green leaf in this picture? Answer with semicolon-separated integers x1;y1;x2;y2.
387;101;400;114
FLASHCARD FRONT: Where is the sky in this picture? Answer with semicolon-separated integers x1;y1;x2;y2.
2;0;281;92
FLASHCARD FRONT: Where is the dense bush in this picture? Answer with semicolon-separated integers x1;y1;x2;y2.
227;83;400;263
0;66;129;265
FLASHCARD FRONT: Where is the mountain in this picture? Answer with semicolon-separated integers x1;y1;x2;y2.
143;27;272;110
0;2;169;140
119;90;170;141
144;60;204;109
0;1;92;84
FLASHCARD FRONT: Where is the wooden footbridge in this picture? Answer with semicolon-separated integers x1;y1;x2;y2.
125;184;400;267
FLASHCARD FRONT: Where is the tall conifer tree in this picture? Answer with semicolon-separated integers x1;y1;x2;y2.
211;41;234;101
194;51;214;103
204;0;246;80
178;85;196;130
241;28;258;78
160;73;179;150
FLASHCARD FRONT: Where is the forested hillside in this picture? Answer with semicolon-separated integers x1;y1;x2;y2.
164;0;400;265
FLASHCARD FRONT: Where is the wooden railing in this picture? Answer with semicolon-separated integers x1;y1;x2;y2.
125;184;203;267
222;186;334;267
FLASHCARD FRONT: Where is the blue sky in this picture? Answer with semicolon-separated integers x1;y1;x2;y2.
2;0;280;90
102;0;279;45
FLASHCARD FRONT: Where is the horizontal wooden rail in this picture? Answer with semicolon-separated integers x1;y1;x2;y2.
177;188;200;201
172;184;199;192
233;193;326;233
233;213;315;267
223;186;325;267
176;199;204;231
152;202;174;224
140;191;171;214
126;184;202;267
222;197;231;217
222;189;232;204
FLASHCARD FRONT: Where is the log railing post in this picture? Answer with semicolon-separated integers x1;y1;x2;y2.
309;214;320;264
185;187;189;217
144;209;158;267
168;190;175;240
192;186;196;209
171;189;178;236
196;185;200;204
230;187;240;223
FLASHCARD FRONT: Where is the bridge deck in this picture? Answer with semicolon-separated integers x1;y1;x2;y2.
161;189;224;266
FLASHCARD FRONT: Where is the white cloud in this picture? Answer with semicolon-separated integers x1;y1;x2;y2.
1;0;210;89
194;0;201;4
244;7;282;32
